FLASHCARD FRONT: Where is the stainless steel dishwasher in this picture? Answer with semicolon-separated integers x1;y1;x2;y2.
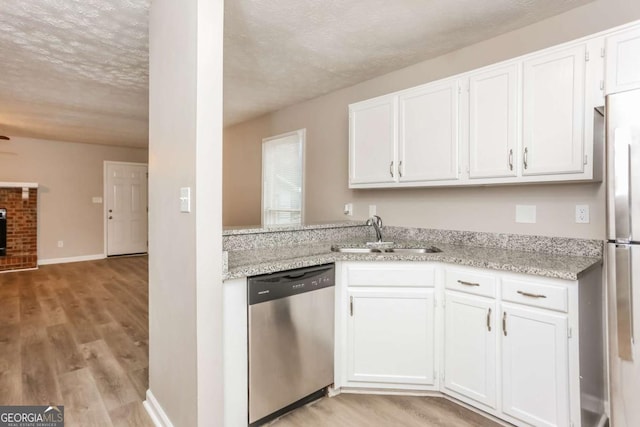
248;264;335;426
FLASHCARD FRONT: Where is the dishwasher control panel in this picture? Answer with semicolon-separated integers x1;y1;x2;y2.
248;264;335;305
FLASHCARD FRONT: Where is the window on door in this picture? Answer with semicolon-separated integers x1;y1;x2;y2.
262;129;305;226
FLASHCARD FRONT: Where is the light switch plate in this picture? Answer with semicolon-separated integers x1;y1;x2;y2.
344;203;353;216
515;205;536;223
180;187;191;213
92;197;103;204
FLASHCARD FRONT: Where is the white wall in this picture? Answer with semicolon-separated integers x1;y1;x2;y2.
223;0;640;239
0;136;147;261
148;0;224;425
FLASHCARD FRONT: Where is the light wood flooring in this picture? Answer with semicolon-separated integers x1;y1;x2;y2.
0;256;153;427
1;256;504;427
270;393;503;427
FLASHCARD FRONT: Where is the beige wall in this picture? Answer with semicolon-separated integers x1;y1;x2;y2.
224;0;640;239
148;0;224;425
0;136;147;260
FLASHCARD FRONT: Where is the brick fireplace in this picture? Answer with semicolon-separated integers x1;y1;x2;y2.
0;184;38;272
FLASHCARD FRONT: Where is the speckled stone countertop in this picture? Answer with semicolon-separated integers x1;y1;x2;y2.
223;220;363;236
224;239;602;281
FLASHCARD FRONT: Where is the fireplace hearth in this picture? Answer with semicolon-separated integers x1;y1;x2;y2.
0;183;38;272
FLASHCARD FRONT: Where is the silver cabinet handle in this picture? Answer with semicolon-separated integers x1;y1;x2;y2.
389;161;394;178
517;290;547;299
457;280;480;287
350;296;354;316
398;160;403;178
523;147;528;169
508;149;513;171
502;311;507;336
487;308;492;332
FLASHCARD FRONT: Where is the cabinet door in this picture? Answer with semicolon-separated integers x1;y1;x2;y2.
347;288;435;385
605;26;640;94
468;64;519;179
349;96;397;185
501;304;570;427
398;79;459;182
522;45;586;176
444;292;497;409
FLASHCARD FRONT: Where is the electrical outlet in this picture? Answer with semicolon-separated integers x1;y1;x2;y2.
368;205;376;216
57;240;64;248
344;203;353;216
576;205;590;223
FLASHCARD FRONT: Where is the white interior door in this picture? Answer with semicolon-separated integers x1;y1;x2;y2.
106;162;148;256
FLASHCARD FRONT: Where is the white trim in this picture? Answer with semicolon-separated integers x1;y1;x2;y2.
144;389;175;427
38;253;105;265
0;267;38;274
0;182;38;188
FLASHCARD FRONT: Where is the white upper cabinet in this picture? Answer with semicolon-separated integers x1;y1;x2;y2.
348;23;618;188
468;63;519;179
522;44;587;176
349;95;396;185
398;78;460;182
605;26;640;94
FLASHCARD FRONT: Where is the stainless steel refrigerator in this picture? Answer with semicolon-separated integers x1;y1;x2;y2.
606;88;640;427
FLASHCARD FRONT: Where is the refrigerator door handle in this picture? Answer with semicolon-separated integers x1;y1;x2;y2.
615;244;634;361
613;128;633;242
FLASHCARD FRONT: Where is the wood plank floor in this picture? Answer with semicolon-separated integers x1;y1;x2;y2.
0;256;153;427
1;257;504;427
270;393;503;427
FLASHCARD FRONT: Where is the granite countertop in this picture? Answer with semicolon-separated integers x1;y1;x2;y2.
223;220;363;236
224;239;602;281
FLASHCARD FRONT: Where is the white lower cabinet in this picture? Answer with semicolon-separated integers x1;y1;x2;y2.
443;292;497;409
501;303;570;427
347;287;436;385
336;261;602;427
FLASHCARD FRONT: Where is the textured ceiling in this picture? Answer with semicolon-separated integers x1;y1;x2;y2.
0;0;593;147
224;0;594;127
0;0;149;147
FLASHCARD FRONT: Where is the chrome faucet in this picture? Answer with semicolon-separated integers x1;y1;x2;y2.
366;215;383;243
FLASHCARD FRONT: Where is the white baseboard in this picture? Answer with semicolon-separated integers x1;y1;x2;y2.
144;389;175;427
38;254;105;265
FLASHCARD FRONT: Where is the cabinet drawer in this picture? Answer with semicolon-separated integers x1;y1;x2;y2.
445;268;496;298
346;263;436;287
501;279;567;312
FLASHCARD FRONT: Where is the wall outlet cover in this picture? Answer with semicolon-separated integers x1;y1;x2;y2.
92;197;103;204
344;203;353;216
576;205;590;223
368;205;376;217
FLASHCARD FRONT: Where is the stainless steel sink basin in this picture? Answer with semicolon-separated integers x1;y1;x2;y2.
331;247;383;253
331;246;441;254
386;247;442;254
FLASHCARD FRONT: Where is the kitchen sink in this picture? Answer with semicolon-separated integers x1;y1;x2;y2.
331;247;384;253
331;246;441;254
385;247;441;254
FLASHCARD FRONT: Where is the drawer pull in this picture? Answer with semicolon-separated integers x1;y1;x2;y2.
457;280;480;287
487;308;492;332
517;290;547;299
